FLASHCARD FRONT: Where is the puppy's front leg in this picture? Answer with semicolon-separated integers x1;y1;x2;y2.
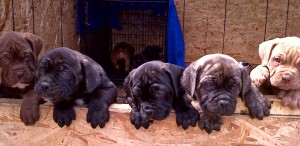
198;114;223;134
20;89;42;125
53;101;76;127
250;65;270;87
126;97;152;129
279;90;300;109
244;83;271;120
87;82;117;129
174;94;199;130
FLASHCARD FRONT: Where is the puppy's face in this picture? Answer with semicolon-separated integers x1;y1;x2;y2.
182;54;250;116
111;42;135;72
111;42;134;59
264;39;300;90
0;32;42;88
197;61;241;116
112;47;130;59
124;61;183;122
34;48;83;102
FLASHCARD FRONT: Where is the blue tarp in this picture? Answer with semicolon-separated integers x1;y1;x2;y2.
77;0;185;67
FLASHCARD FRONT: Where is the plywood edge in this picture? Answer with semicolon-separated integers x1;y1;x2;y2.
0;96;299;145
0;95;299;116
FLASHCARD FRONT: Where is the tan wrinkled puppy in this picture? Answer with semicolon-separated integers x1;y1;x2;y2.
250;37;300;109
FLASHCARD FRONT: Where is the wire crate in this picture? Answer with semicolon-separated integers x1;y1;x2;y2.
81;0;168;86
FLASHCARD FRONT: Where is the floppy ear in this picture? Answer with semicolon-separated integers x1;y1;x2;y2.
180;61;201;100
239;66;253;101
81;57;103;93
23;33;43;58
258;38;280;66
163;63;184;98
123;69;136;97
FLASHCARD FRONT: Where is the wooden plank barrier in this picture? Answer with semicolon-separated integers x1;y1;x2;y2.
0;95;299;145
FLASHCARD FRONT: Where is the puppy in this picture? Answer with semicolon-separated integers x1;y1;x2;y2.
34;47;117;128
181;54;271;133
0;31;43;125
124;61;199;129
111;42;134;73
131;45;163;69
250;37;300;109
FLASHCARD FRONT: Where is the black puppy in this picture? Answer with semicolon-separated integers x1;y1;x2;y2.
34;47;117;128
131;45;163;69
123;61;199;129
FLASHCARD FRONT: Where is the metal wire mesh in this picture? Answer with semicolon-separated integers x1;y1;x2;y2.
80;0;168;86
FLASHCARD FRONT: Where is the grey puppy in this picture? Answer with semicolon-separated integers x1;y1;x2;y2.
124;61;199;129
34;47;117;128
181;54;271;133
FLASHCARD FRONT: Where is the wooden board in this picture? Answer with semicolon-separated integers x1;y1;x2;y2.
223;0;266;64
183;0;300;65
265;0;288;40
184;0;225;63
0;0;13;34
174;0;185;31
61;0;80;51
0;95;299;145
286;0;300;36
13;0;33;32
34;0;63;57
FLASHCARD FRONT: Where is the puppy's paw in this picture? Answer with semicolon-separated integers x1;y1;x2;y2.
280;90;300;109
247;96;271;120
53;105;76;127
130;111;152;129
175;106;199;129
198;115;223;134
87;106;110;128
20;104;40;126
250;65;270;87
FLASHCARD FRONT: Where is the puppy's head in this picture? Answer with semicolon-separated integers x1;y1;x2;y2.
124;61;183;122
181;54;252;116
0;32;43;89
143;45;163;61
111;42;135;72
111;42;135;58
258;37;300;90
34;47;103;103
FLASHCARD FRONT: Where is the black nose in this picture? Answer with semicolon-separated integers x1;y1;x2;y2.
218;99;230;108
16;70;24;78
41;82;50;90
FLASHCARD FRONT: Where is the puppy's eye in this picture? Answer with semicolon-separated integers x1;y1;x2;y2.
203;80;216;90
1;57;9;65
58;65;64;71
132;87;141;97
232;83;240;88
39;66;46;71
62;71;70;76
24;53;32;61
156;90;164;95
151;86;160;93
274;58;281;64
206;81;214;87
